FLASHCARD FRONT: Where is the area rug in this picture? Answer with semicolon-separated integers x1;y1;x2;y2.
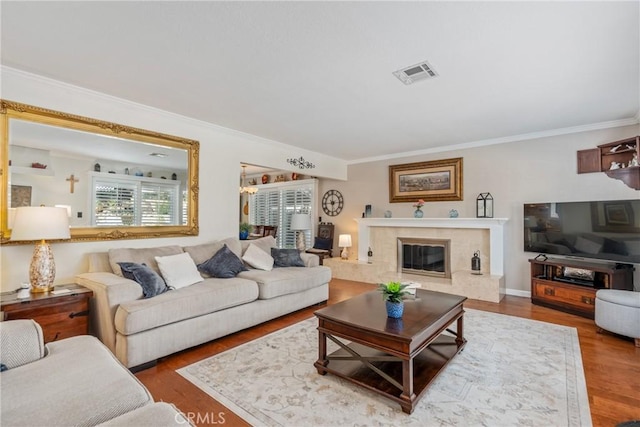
177;309;591;427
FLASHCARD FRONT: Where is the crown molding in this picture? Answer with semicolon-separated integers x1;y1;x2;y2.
347;116;640;165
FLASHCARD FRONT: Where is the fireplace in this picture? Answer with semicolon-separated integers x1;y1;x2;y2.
397;238;451;279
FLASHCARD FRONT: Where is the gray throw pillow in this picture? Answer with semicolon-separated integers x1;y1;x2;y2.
118;262;168;298
198;244;248;278
271;248;305;267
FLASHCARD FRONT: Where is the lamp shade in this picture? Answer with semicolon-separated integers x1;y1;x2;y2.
290;213;311;231
338;234;352;248
10;206;71;241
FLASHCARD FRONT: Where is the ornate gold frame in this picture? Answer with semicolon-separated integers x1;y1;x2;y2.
0;100;199;245
389;157;463;203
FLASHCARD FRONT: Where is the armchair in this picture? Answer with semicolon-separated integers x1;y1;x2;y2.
0;319;190;426
306;223;335;264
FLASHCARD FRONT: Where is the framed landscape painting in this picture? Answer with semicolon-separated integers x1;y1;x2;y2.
389;157;463;203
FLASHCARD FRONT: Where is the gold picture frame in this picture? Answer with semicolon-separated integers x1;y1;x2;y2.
389;157;463;203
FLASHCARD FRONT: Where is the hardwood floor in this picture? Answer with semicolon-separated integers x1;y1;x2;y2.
135;279;640;426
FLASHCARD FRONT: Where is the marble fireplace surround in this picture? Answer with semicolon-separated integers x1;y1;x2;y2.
326;218;508;303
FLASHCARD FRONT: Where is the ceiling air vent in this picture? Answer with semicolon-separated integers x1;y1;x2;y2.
393;61;438;85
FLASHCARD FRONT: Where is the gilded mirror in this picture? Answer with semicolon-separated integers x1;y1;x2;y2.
0;100;199;244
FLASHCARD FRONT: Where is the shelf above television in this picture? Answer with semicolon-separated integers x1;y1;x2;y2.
577;135;639;189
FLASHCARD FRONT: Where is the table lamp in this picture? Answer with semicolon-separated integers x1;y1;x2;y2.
290;213;311;251
10;206;71;293
338;234;352;260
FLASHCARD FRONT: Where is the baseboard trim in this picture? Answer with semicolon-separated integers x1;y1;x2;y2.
506;288;531;298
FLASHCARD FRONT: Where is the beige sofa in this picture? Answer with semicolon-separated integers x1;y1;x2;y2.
76;236;331;368
0;319;189;426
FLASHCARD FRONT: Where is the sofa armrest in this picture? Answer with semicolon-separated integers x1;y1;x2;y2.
300;252;319;268
0;319;45;369
75;272;143;353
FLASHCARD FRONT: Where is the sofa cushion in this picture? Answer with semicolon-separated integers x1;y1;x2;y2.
118;262;168;298
271;248;305;267
183;237;242;265
237;266;331;300
198;244;248;278
109;245;183;277
114;277;259;335
0;335;152;426
240;235;276;255
98;402;190;426
0;320;45;369
155;252;204;289
242;243;274;271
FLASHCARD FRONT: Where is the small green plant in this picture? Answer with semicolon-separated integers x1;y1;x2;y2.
378;281;410;303
239;222;252;233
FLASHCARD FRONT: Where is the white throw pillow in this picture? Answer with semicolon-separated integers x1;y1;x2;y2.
155;252;204;289
242;244;274;271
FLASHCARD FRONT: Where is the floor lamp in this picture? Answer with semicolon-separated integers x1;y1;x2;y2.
10;206;71;293
290;213;311;251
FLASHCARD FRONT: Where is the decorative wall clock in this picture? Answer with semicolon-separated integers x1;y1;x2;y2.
322;190;344;216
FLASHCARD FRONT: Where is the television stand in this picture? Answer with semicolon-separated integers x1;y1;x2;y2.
529;258;634;319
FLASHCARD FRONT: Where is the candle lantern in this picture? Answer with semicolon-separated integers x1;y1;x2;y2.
476;193;494;218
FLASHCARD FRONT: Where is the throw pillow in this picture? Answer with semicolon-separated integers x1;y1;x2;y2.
241;235;276;255
198;244;248;278
271;248;305;267
183;237;242;265
118;262;168;298
155;252;204;290
313;237;332;251
109;245;183;277
242;244;274;271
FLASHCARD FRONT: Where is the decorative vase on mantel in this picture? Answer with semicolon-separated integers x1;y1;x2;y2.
413;207;424;218
385;301;404;319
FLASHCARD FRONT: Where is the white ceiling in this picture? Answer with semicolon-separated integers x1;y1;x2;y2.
1;1;638;163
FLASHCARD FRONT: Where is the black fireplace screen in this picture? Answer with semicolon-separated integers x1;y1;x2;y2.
402;244;445;273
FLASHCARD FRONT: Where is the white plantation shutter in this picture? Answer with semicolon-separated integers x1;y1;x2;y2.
281;186;312;248
94;180;137;226
91;174;181;226
249;180;315;248
182;189;188;225
141;183;179;225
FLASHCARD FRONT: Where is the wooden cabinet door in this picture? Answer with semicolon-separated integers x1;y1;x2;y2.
577;148;601;173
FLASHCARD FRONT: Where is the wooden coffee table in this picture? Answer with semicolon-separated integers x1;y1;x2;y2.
314;289;467;414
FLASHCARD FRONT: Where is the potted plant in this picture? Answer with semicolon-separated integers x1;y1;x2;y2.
378;281;410;318
239;222;252;240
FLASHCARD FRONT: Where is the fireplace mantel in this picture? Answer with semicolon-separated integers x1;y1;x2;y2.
355;217;509;275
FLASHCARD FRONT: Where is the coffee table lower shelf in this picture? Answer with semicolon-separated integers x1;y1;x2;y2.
314;333;466;413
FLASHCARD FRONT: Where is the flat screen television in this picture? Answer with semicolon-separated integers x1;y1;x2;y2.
524;199;640;264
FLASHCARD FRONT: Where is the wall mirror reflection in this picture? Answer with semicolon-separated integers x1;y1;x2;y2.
1;100;199;244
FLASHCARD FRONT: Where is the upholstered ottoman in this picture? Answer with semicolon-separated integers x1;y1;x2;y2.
595;289;640;347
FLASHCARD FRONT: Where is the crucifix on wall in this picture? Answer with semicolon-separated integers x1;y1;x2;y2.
66;174;79;193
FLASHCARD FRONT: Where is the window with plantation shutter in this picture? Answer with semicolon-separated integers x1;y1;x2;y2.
141;183;179;225
94;180;137;226
91;173;181;226
249;179;317;248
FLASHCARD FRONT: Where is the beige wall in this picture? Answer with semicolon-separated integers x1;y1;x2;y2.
319;124;640;295
0;68;348;291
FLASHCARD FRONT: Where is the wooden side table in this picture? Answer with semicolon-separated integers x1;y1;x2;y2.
1;284;93;343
